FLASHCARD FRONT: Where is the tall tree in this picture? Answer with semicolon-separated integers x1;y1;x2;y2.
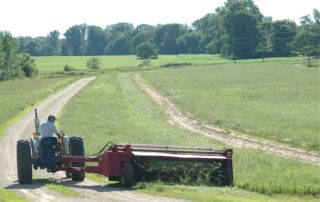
294;9;320;57
154;24;188;54
105;23;134;36
105;33;131;55
130;24;155;53
192;13;224;53
86;26;108;55
0;31;20;80
64;24;87;56
271;20;297;56
177;31;202;54
45;30;61;55
105;23;134;54
219;0;263;58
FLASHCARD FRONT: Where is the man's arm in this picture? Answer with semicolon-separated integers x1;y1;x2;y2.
55;132;64;139
52;124;64;139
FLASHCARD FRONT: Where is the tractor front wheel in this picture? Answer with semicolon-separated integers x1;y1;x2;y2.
70;136;85;181
17;140;32;184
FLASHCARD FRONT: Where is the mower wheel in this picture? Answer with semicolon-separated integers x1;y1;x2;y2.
120;163;135;186
70;136;85;181
221;166;233;186
17;140;32;184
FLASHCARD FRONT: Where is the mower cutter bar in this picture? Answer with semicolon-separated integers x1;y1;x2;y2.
114;144;233;158
132;151;229;162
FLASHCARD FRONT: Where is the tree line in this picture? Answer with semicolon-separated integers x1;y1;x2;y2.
0;32;37;81
6;0;320;60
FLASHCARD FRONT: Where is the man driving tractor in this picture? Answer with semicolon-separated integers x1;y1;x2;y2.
39;115;65;154
39;115;63;139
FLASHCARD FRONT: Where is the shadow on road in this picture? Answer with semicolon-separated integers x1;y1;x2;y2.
5;177;131;193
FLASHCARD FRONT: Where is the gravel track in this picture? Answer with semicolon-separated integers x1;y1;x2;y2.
134;74;320;166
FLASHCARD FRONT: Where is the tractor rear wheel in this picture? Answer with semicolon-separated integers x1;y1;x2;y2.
17;140;32;184
120;163;135;186
70;136;85;181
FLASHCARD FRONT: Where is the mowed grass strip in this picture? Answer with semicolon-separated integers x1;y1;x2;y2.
33;55;310;72
142;62;320;152
135;183;319;202
34;55;227;72
0;77;77;136
59;73;320;199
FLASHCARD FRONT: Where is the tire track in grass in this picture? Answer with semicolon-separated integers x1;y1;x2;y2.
134;73;320;166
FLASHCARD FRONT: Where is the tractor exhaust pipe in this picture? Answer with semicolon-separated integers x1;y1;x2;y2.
34;109;40;134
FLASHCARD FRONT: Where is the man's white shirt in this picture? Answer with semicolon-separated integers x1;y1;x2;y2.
39;122;60;138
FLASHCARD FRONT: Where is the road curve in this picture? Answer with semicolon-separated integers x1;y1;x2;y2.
0;77;184;202
134;74;320;166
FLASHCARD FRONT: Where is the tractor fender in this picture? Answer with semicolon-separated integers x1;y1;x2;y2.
63;135;69;155
30;136;40;159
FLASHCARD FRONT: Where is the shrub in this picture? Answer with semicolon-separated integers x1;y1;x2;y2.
161;62;192;68
86;57;101;70
18;53;38;77
63;64;74;71
136;42;158;59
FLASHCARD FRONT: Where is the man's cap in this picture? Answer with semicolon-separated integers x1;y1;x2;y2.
48;115;58;121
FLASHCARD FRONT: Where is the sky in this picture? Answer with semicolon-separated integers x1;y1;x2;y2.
0;0;319;37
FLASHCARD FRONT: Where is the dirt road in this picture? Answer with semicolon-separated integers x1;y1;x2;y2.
0;77;184;202
134;74;320;166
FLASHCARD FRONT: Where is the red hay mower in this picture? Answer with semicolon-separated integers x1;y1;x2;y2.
17;110;233;186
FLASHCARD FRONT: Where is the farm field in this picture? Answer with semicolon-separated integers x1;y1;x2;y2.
33;54;311;73
58;72;320;201
143;62;320;152
0;77;77;136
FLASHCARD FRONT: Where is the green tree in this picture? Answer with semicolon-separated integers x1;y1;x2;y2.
0;31;20;80
136;42;158;59
86;57;101;70
154;24;188;54
105;23;134;36
86;26;108;55
294;9;320;57
271;20;297;56
105;23;134;55
105;33;130;55
45;30;61;55
18;53;38;77
64;24;87;56
219;0;263;58
130;24;155;53
192;13;224;53
177;31;202;54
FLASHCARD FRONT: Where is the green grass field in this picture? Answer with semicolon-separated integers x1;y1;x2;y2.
1;55;319;201
58;72;320;201
33;54;314;73
143;62;320;152
0;77;77;136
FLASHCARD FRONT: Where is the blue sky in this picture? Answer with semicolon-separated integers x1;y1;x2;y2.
0;0;319;37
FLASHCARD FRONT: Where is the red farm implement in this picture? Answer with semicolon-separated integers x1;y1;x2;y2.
16;110;233;186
